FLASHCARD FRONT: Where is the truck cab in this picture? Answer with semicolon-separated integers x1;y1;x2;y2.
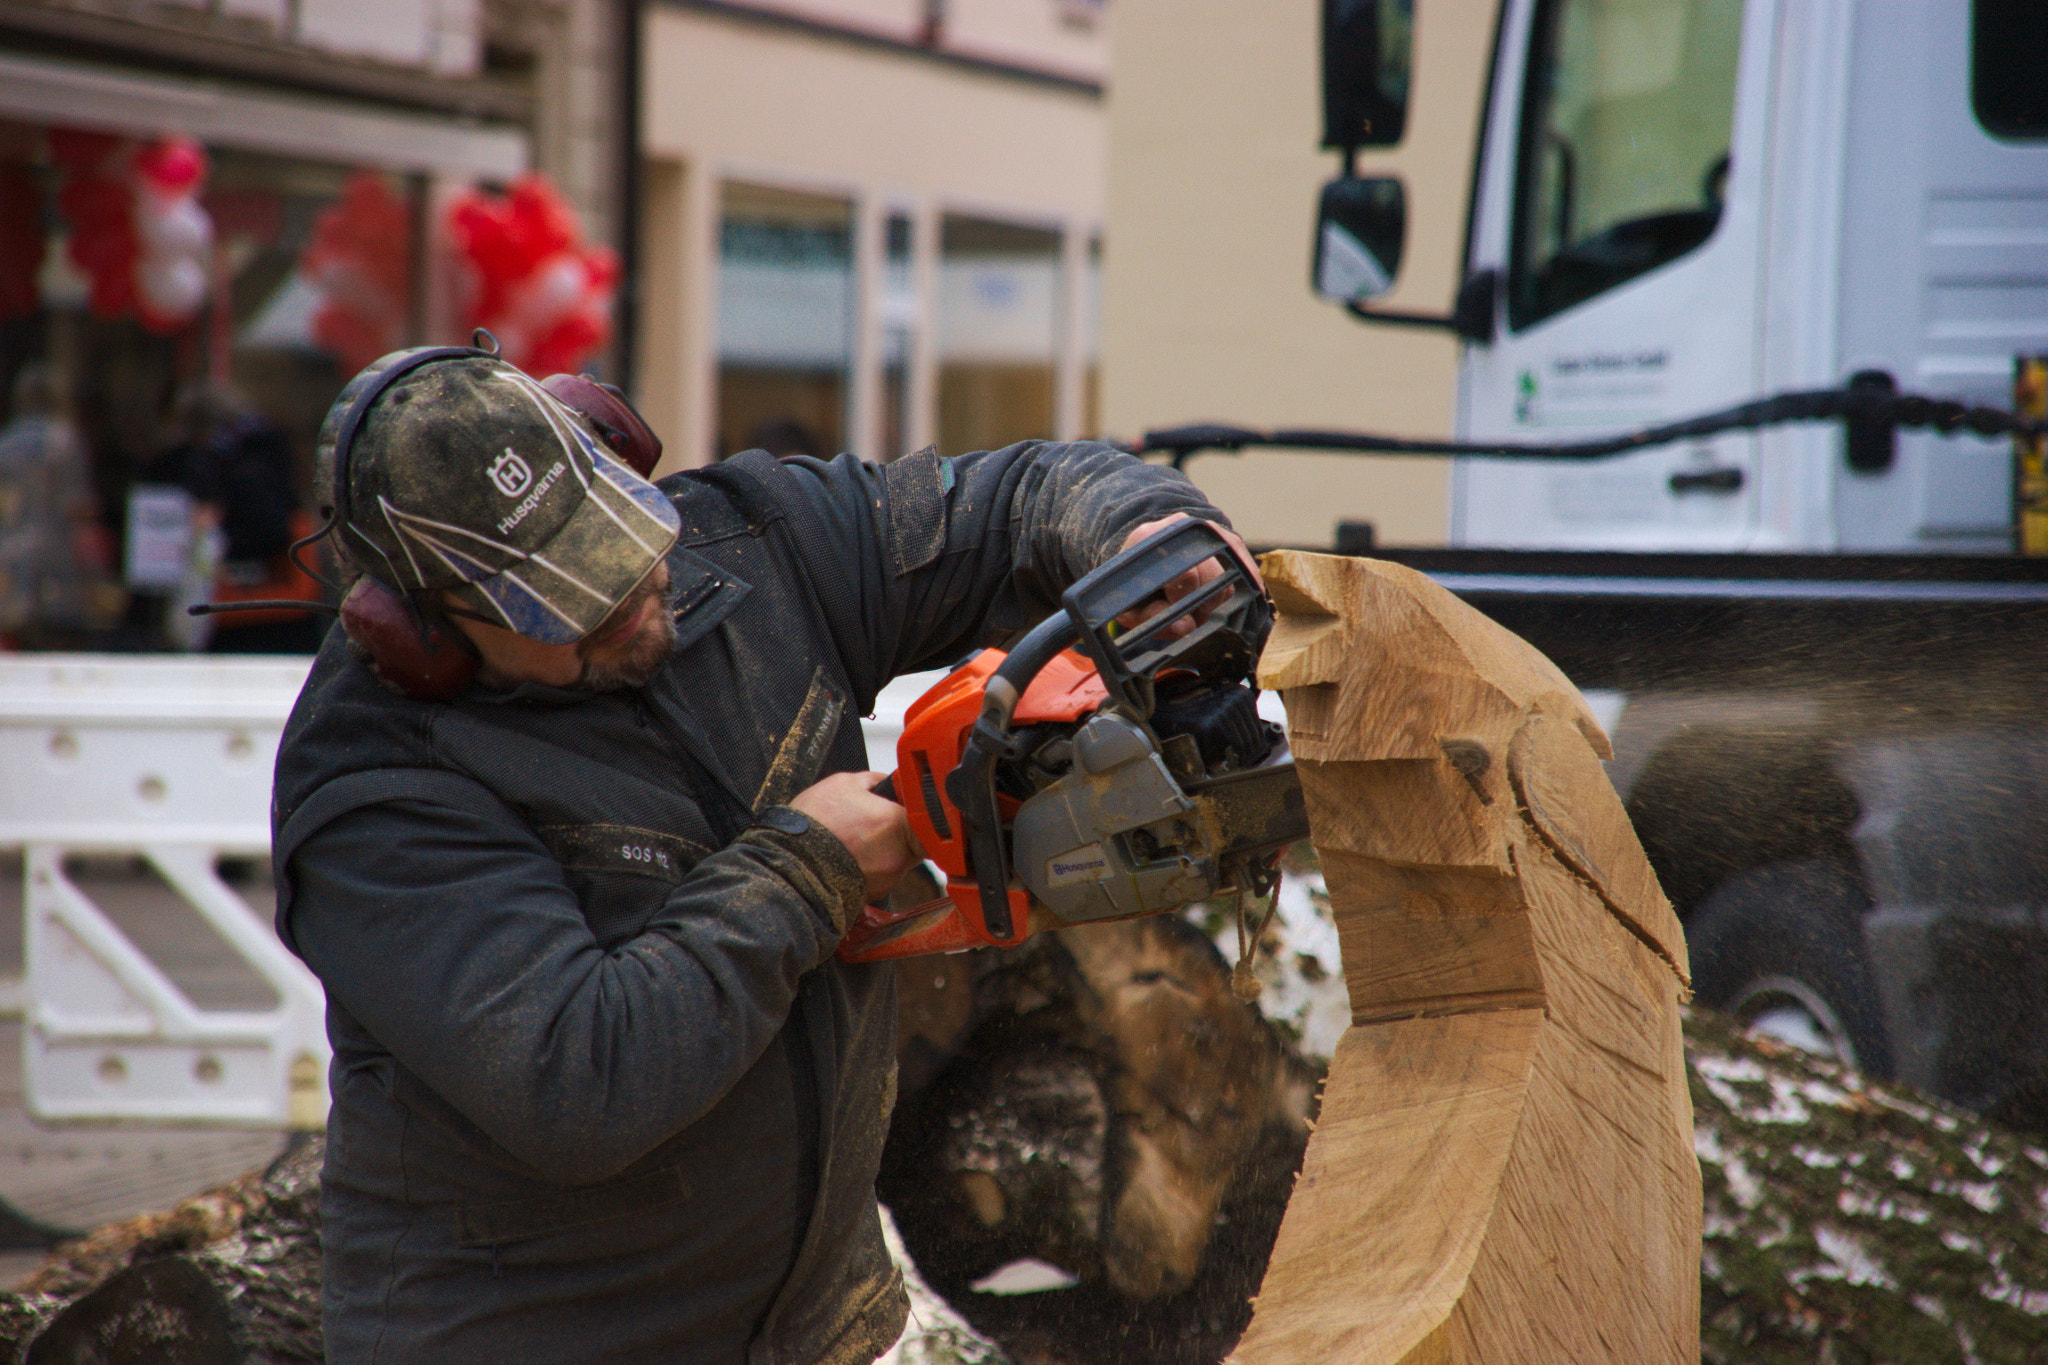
1458;0;2044;555
1313;0;2048;1129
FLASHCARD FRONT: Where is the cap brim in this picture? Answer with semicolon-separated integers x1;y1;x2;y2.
445;431;681;645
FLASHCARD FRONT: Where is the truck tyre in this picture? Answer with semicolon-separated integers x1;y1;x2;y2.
1686;859;1894;1078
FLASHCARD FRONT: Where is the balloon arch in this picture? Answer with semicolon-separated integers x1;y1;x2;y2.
28;128;616;378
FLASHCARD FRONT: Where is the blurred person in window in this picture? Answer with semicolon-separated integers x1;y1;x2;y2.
147;381;321;654
0;364;109;649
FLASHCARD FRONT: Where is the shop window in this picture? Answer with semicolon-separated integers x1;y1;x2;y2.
938;215;1059;456
0;122;427;651
717;183;853;462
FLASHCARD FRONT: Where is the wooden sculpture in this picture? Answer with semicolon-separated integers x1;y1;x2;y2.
1234;551;1700;1365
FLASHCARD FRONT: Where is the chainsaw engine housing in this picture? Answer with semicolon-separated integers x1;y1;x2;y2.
839;518;1302;962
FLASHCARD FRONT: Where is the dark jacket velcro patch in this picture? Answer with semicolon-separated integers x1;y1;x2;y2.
536;824;710;884
882;446;948;577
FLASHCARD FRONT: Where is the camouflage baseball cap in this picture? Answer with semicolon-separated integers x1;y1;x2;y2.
318;350;681;645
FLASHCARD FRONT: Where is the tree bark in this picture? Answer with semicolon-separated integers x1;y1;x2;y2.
1687;1005;2048;1365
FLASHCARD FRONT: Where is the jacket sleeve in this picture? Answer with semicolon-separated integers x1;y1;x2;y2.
287;789;866;1183
710;440;1230;709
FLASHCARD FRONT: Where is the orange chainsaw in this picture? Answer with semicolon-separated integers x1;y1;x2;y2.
839;519;1307;962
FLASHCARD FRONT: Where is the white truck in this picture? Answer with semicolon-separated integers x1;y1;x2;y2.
1196;0;2048;1130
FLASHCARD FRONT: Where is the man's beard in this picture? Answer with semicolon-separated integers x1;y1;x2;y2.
576;573;677;692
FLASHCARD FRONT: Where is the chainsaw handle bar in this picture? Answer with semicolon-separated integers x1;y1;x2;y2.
946;610;1079;940
946;518;1270;939
1062;516;1271;716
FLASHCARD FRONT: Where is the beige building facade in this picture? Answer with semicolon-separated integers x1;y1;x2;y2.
634;0;1110;473
1098;0;1497;549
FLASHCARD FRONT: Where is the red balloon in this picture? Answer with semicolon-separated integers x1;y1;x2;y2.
88;266;136;319
58;176;128;225
135;138;206;195
136;302;181;335
313;304;395;374
448;174;614;373
68;222;138;276
527;313;604;379
302;172;415;371
54;135;211;329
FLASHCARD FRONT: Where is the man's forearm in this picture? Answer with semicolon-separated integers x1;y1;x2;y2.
997;439;1229;598
867;439;1227;679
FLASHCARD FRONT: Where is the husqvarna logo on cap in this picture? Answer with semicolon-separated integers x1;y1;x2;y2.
488;449;533;497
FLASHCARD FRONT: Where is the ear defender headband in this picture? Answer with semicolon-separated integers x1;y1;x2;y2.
325;338;499;549
191;331;666;702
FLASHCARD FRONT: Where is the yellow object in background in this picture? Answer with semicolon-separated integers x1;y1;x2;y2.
2015;356;2048;555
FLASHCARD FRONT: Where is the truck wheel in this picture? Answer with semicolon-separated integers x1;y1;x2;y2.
1686;859;1894;1077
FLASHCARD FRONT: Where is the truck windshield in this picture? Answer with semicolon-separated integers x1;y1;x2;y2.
1506;0;1743;332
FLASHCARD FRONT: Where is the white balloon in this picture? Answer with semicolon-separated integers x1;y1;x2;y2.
509;253;585;330
135;193;213;259
137;255;207;319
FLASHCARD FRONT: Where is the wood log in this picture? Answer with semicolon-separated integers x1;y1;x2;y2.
879;914;1317;1364
1235;551;1701;1365
0;1133;322;1364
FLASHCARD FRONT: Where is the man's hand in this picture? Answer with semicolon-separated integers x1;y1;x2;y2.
790;771;925;902
1113;514;1264;640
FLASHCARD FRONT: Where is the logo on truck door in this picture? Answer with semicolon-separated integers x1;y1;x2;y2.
1518;351;1671;427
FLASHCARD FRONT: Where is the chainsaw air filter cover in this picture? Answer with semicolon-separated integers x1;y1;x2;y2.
1010;711;1224;925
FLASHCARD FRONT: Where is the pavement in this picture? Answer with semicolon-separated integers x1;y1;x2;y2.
0;852;293;1289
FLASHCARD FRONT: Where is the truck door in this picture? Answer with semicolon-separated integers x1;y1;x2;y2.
1833;2;2048;553
1455;0;1769;551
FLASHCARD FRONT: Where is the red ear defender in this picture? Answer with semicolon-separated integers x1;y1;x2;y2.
339;577;479;702
540;373;663;478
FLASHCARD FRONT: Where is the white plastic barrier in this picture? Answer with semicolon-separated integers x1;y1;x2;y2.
0;655;952;1129
0;654;325;1128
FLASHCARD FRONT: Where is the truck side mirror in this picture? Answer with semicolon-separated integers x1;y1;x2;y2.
1322;0;1412;150
1314;176;1406;305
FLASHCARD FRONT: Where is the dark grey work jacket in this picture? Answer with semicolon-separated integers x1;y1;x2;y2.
270;442;1222;1365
